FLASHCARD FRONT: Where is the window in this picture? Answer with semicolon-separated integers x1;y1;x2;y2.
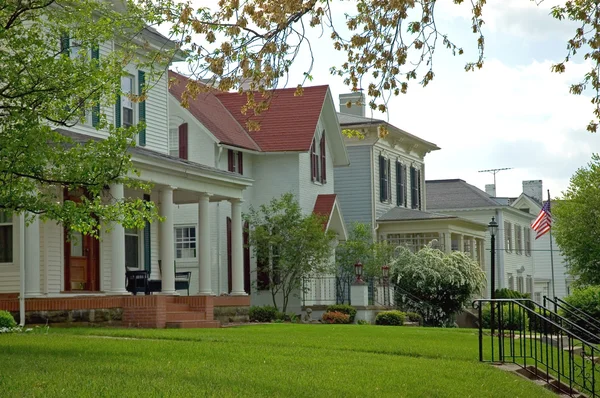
125;228;141;268
504;221;512;252
169;127;179;157
507;273;514;290
0;212;13;263
524;228;531;256
387;233;444;253
379;155;391;202
175;226;196;259
410;166;421;210
310;132;326;183
464;238;472;254
121;75;134;127
228;149;243;174
526;275;533;295
515;225;522;255
534;292;542;304
517;275;524;293
396;161;407;207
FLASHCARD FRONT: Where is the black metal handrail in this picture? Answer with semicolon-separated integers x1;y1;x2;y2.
545;296;600;339
553;296;600;332
474;298;599;397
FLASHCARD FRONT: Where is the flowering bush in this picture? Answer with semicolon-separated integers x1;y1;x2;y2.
325;305;357;323
322;311;350;324
0;310;16;329
375;311;406;326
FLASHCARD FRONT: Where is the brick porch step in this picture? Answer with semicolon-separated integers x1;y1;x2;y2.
166;311;206;322
165;320;221;329
166;303;190;312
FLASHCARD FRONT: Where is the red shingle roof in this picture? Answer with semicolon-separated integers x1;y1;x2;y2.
168;71;260;151
313;194;337;228
215;86;328;152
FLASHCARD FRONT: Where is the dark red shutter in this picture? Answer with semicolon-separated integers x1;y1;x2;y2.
237;151;243;175
227;217;232;293
178;123;188;160
320;133;326;183
243;221;250;294
228;149;234;172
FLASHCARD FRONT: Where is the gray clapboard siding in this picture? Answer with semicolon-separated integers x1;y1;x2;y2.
334;146;373;226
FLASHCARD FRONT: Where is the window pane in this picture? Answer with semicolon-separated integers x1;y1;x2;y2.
0;225;13;263
121;76;132;94
125;235;139;268
70;232;84;257
0;211;11;224
123;108;133;127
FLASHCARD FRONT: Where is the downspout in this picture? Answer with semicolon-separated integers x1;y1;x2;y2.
19;214;25;327
495;208;505;290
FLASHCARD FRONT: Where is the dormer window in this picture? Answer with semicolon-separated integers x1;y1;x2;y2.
310;131;326;184
228;149;243;175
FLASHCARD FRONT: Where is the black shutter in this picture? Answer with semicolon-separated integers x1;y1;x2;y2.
115;94;121;128
228;149;234;172
396;161;402;207
60;32;70;54
138;70;146;146
402;165;408;207
238;151;243;175
387;159;391;203
410;166;417;209
417;169;422;210
143;194;151;272
379;155;385;202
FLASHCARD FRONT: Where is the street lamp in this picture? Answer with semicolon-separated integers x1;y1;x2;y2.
354;261;363;283
381;265;390;279
382;265;390;306
488;216;501;361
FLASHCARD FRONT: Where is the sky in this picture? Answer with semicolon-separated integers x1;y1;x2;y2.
174;0;599;199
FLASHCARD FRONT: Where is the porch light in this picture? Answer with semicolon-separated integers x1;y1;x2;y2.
488;217;498;237
354;261;363;283
382;265;390;279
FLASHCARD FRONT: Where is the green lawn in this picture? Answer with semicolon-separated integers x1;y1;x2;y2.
0;325;554;397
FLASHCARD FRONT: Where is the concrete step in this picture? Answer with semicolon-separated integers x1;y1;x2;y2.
165;320;221;329
166;303;190;312
166;311;206;322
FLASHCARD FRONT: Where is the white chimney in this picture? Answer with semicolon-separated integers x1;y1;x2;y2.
339;92;365;117
523;180;543;203
485;184;496;197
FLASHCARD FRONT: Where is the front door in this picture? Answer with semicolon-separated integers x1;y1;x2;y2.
63;189;100;292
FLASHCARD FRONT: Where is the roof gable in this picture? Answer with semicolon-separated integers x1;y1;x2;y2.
313;194;348;240
426;179;501;210
216;86;329;152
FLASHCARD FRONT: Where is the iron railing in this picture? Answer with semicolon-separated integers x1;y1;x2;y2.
474;298;600;397
302;275;394;307
544;296;600;342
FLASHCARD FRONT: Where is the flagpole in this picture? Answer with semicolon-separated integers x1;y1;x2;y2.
547;189;556;299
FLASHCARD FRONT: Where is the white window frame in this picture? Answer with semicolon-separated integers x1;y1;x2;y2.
175;225;196;259
125;228;143;269
504;221;513;253
0;212;13;264
515;225;522;255
121;75;135;128
169;127;179;157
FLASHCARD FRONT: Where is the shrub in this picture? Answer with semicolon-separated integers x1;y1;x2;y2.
249;306;278;323
325;305;357;323
529;307;562;335
481;304;529;331
0;310;16;329
375;311;406;326
322;311;350;324
357;319;370;325
405;312;423;325
563;286;600;331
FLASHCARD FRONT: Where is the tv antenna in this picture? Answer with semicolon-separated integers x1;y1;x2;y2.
478;167;513;192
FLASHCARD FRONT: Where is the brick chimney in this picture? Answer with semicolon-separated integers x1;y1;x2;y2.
339;92;365;117
523;180;543;203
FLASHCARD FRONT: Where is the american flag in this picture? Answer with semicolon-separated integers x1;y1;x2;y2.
531;201;552;239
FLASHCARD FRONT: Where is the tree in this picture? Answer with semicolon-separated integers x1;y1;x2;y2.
245;193;336;312
0;1;176;234
392;245;485;327
552;154;600;285
153;0;600;132
336;222;394;278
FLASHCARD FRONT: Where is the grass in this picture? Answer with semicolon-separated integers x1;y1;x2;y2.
0;325;555;397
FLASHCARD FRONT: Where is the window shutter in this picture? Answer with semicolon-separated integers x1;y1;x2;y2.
138;70;146;146
91;46;100;128
379;155;385;202
60;32;70;54
402;165;407;207
115;94;121;128
227;217;232;293
243;221;250;294
416;169;421;210
178;123;188;160
228;149;234;172
143;194;151;272
311;138;317;181
396;161;402;206
320;133;326;183
237;151;243;175
387;159;391;203
410;166;417;208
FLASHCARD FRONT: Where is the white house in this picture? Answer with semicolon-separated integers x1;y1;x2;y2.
509;180;572;302
167;71;349;314
426;179;536;298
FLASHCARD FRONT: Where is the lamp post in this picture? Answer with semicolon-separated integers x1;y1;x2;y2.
382;265;390;306
354;261;363;284
488;217;500;361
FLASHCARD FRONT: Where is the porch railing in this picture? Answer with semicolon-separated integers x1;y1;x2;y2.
474;298;600;397
302;276;394;307
547;296;600;340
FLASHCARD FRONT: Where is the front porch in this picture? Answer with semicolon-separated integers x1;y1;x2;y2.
0;294;250;328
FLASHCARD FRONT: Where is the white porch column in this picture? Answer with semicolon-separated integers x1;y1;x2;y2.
109;183;127;294
457;234;464;253
159;187;176;294
230;199;246;295
470;237;476;260
24;214;41;297
198;193;213;295
443;232;452;254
